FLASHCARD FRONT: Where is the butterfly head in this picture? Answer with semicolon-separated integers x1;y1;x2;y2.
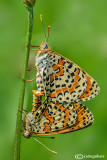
40;42;50;50
23;131;31;138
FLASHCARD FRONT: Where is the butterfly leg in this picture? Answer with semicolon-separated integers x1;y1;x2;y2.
22;108;29;113
31;45;40;47
30;48;39;51
30;47;48;52
26;44;39;51
27;67;37;71
18;108;32;125
23;66;42;81
26;45;40;49
22;74;40;82
22;77;37;82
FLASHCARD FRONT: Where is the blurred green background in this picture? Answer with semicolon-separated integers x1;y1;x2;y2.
0;0;107;160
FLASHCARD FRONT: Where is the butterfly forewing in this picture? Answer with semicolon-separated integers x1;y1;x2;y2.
36;49;100;103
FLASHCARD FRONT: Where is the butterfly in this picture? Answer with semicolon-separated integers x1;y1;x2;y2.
35;41;100;104
23;91;94;137
22;86;94;154
30;15;100;104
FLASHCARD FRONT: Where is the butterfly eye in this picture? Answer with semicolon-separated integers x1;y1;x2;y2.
42;43;48;49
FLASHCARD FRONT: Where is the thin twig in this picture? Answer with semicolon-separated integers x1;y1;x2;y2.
14;3;35;160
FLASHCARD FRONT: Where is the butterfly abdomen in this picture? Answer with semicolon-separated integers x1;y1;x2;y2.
36;52;48;94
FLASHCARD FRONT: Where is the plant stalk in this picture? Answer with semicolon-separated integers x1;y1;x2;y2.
14;7;34;160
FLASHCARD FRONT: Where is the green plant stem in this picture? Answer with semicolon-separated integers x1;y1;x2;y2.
14;7;34;160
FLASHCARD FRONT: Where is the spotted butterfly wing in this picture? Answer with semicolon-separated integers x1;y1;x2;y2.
23;100;94;136
36;43;100;104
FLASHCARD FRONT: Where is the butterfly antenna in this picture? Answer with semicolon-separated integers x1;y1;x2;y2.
32;135;55;139
32;137;57;154
47;25;51;42
40;14;47;42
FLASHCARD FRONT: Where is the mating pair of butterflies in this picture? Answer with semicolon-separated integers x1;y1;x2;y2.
23;42;100;138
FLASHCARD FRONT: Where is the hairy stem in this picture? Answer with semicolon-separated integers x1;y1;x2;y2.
14;7;34;160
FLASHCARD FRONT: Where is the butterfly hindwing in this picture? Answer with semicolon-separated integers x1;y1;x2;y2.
31;101;77;134
25;100;93;135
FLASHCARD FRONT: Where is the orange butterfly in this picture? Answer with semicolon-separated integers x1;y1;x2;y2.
35;42;100;103
29;15;100;104
23;90;94;137
22;91;94;154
